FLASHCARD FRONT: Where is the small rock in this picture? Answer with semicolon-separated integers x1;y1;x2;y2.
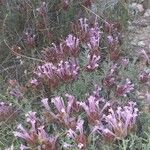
138;41;145;47
144;9;150;17
130;3;144;12
137;4;144;12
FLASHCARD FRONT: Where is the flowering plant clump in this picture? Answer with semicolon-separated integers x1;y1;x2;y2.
30;17;103;91
33;59;79;89
66;117;88;149
93;101;138;142
41;95;80;130
115;78;134;97
102;63;118;88
42;34;80;63
13;86;139;149
104;21;123;61
80;95;110;126
13;111;58;150
1;0;149;149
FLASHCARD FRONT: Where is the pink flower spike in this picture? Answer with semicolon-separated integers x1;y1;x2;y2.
65;34;79;56
25;111;37;131
41;98;50;110
86;54;100;71
13;124;31;142
95;102;138;141
20;144;30;150
76;117;84;134
79;18;88;32
30;78;38;86
116;78;134;97
51;96;66;114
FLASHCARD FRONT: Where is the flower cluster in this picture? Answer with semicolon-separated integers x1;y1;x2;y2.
116;78;134;97
75;18;101;71
102;64;118;88
0;102;18;123
33;59;79;89
32;18;103;90
139;70;150;84
87;20;101;52
13;111;58;150
13;83;139;149
104;21;122;61
66;118;87;149
42;94;80;130
80;95;110;126
24;30;36;48
93;101;138;142
85;54;100;71
42;34;79;63
72;18;101;45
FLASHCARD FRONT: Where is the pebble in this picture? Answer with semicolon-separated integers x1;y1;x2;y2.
144;9;150;17
138;41;145;47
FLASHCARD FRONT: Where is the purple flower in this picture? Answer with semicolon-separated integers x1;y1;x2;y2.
35;60;79;89
116;78;134;97
30;78;39;86
65;34;80;57
37;126;58;149
24;31;36;48
83;0;93;7
0;102;18;122
36;2;47;16
139;70;150;83
14;111;58;149
79;18;89;33
51;96;66;115
20;144;29;150
61;0;69;10
121;58;129;67
56;59;79;81
72;18;90;42
89;85;104;100
93;102;138;142
42;43;65;63
42;95;79;130
13;124;33;143
80;95;110;125
87;20;101;52
67;117;87;149
9;89;23;99
86;54;100;71
25;111;37;131
65;93;80;113
107;35;114;44
102;64;118;88
104;21;113;33
41;98;50;110
138;49;149;64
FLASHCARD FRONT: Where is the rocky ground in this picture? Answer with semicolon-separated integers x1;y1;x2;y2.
128;2;150;102
129;3;150;66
